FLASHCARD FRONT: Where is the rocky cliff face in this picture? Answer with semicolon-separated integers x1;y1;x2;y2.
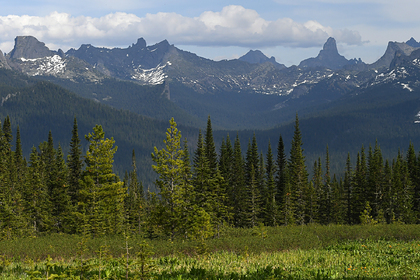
7;36;57;60
0;50;10;70
369;41;419;70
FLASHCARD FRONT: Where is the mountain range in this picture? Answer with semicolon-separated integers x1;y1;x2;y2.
1;35;420;185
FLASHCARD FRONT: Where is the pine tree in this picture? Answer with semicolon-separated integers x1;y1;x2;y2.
319;147;332;224
126;150;145;234
50;145;73;233
312;158;322;223
343;153;352;224
68;117;83;206
79;125;126;236
192;130;227;235
276;134;288;223
245;138;261;227
406;142;419;220
219;135;234;219
151;118;189;240
204;116;218;175
264;142;278;226
232;134;247;227
352;147;367;224
25;146;52;233
288;114;308;225
2;116;12;151
368;141;384;219
392;151;414;223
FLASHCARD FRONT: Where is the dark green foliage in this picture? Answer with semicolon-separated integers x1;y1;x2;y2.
67;118;83;207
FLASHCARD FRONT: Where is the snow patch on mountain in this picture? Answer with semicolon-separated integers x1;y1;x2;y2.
21;55;66;76
372;67;410;86
131;61;171;85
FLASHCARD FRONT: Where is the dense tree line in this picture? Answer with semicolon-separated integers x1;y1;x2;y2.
1;114;420;240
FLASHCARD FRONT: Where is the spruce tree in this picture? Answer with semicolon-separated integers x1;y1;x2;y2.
25;146;52;233
204;116;218;175
232;134;247;227
79;125;126;236
126;150;145;234
343;153;352;224
276;134;287;220
68;117;83;206
264;142;278;226
288;114;308;225
50;145;73;233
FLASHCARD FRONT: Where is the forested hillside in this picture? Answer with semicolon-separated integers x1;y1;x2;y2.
1;113;419;240
0;68;199;186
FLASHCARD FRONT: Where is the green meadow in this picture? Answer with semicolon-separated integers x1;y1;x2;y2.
1;224;420;279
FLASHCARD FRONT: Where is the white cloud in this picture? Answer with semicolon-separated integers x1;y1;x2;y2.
0;5;362;53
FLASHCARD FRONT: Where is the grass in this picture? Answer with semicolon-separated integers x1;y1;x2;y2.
1;224;420;279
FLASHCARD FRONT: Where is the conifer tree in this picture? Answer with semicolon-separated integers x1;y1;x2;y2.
68;117;83;206
343;153;352;224
2;116;12;150
204;116;218;175
382;159;395;223
352;147;367;223
406;143;419;219
276;134;287;219
126;150;145;234
232;134;247;227
312;158;322;223
245;139;261;227
330;175;344;224
219;135;234;218
288;114;308;225
368;142;384;219
264;142;278;226
318;147;332;224
50;145;73;233
151;118;189;240
25;146;52;233
392;151;414;223
79;125;126;236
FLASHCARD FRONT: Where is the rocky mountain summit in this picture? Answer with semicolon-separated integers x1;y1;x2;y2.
1;35;420;102
5;36;104;81
238;50;286;69
299;37;363;70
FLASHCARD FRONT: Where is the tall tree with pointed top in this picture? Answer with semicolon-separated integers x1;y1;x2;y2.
204;116;218;175
264;141;278;226
151;118;188;240
276;134;287;219
68;117;83;206
79;124;126;236
288;114;308;225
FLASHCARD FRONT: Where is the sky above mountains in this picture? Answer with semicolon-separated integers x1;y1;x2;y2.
1;0;420;66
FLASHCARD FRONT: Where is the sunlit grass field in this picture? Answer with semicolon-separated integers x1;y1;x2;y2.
2;224;420;279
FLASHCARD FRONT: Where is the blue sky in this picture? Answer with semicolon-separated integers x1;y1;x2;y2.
1;0;420;66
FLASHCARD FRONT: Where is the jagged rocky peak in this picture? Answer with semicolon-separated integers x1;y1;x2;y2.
322;37;339;53
298;37;352;70
7;36;55;59
406;37;420;48
369;41;419;70
132;38;147;49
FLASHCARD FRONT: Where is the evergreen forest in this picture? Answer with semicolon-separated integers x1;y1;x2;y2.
1;113;420;241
